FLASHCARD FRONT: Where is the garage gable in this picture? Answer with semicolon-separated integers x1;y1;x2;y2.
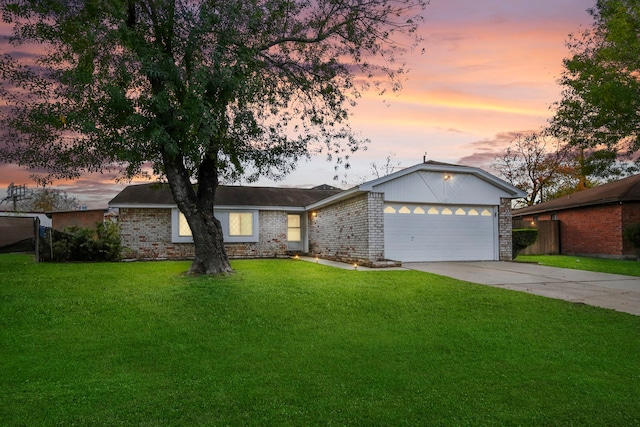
370;170;512;205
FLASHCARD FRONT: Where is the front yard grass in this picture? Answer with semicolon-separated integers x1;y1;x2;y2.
1;253;639;425
517;254;640;276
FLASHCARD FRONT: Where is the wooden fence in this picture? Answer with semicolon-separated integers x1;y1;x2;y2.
513;220;560;255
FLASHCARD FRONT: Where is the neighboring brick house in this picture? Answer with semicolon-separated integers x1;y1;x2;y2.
109;162;525;265
512;174;640;259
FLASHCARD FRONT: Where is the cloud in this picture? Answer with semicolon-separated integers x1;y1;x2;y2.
456;130;540;170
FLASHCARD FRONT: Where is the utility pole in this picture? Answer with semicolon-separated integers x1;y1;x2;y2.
1;183;30;212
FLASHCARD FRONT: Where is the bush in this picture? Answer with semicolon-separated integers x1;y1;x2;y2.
41;222;121;262
512;228;538;258
623;223;640;259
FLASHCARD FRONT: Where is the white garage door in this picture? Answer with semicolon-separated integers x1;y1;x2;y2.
384;203;497;262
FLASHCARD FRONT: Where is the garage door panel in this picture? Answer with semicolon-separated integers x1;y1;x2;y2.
384;204;496;262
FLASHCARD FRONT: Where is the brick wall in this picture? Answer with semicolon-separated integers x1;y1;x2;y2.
225;210;288;258
558;204;624;257
118;208;290;260
119;208;195;259
367;192;385;261
498;198;514;260
308;192;385;266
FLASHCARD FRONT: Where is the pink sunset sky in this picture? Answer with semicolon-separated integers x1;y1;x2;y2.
1;0;595;209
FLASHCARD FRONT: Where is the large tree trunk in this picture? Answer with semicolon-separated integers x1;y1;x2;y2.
162;151;233;275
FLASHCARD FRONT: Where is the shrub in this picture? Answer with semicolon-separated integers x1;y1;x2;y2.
623;223;640;260
41;222;121;262
512;228;538;258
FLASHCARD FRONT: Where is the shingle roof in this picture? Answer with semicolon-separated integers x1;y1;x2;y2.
513;174;640;216
108;183;344;208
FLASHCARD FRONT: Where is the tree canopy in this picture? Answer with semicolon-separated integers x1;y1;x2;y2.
0;0;427;274
18;187;80;212
550;0;640;159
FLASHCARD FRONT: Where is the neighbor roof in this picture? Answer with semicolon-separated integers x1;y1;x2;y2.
513;173;640;217
108;183;344;208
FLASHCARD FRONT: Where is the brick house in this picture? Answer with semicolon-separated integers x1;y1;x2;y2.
512;174;640;259
109;162;525;265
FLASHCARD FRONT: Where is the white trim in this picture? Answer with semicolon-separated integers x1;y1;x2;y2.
305;187;363;211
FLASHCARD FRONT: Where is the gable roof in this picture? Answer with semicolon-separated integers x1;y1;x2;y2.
306;161;527;210
513;174;640;216
360;161;525;194
108;183;343;209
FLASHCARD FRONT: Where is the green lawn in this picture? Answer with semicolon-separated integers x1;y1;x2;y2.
1;254;639;426
517;254;640;276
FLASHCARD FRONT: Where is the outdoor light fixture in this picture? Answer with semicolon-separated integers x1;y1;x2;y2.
443;173;452;181
315;256;319;263
294;254;299;260
353;263;358;270
312;211;317;217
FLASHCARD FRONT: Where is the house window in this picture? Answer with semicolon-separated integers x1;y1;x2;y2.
178;212;192;237
288;214;301;242
172;208;259;243
172;209;195;243
229;212;253;236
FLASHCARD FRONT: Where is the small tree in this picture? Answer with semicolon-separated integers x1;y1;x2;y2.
16;187;80;212
371;154;402;179
492;133;566;207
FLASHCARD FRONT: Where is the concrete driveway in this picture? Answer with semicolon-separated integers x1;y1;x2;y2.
405;261;640;316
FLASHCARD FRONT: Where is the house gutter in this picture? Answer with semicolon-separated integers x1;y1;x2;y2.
513;197;626;217
305;187;364;211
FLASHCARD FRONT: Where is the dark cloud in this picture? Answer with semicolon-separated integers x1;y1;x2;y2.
3;50;40;61
457;129;539;171
465;130;538;149
457;151;499;172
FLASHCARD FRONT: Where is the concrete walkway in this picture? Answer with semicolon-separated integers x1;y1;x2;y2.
406;261;640;316
295;256;406;271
